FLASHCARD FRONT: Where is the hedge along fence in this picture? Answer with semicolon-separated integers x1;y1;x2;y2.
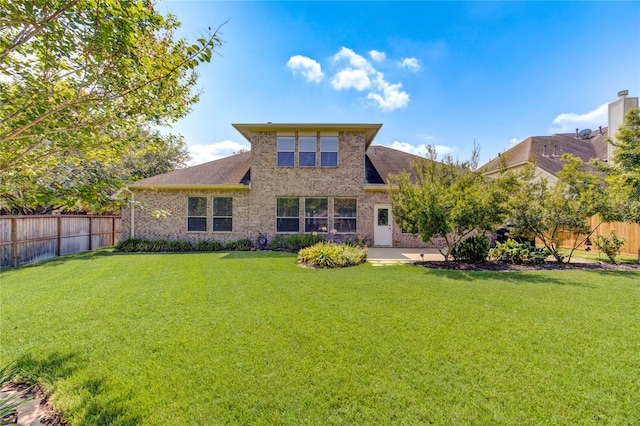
553;217;640;256
0;215;121;268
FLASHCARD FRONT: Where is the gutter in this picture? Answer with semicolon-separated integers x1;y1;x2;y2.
128;184;251;191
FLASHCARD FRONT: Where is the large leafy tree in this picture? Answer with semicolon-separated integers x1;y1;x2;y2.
389;146;517;260
508;154;613;263
0;0;221;213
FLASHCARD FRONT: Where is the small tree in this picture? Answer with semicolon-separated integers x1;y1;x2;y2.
389;145;515;261
594;231;626;263
508;154;613;263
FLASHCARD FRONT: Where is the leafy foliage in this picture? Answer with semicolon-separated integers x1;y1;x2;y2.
594;231;626;263
450;235;490;262
0;0;222;213
506;155;613;263
297;242;367;268
268;234;325;251
389;145;518;260
0;363;30;424
489;239;551;265
115;237;255;253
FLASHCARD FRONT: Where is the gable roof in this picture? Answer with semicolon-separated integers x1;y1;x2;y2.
365;145;421;184
481;128;609;177
129;151;251;189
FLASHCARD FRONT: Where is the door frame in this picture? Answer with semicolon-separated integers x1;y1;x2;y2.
373;204;393;247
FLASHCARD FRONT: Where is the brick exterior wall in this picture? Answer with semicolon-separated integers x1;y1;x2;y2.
122;129;431;248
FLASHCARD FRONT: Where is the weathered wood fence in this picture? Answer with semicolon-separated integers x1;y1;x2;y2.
0;215;121;268
557;217;640;256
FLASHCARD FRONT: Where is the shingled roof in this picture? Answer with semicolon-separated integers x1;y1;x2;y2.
130;151;251;188
482;128;609;177
129;145;424;189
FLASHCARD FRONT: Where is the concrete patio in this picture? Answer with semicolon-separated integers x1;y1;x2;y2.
367;247;444;265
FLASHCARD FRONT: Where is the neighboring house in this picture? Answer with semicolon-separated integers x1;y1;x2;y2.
123;123;431;248
482;90;638;180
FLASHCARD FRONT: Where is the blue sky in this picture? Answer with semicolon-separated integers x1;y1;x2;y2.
158;1;640;166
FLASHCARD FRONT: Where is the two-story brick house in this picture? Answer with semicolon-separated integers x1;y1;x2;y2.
123;123;430;248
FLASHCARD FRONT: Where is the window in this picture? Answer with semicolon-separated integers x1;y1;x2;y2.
276;197;300;233
305;198;328;233
298;137;316;167
277;137;295;167
334;198;357;233
187;197;207;232
320;137;338;167
212;197;232;232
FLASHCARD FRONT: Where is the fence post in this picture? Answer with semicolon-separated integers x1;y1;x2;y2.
57;216;62;257
112;216;116;246
11;217;18;267
89;216;93;251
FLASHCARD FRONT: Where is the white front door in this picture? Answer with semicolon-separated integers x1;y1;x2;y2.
374;205;392;247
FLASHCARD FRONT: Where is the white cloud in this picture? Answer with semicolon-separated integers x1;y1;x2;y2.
331;67;371;91
386;142;455;159
286;55;324;83
509;138;520;147
332;47;375;73
188;140;250;165
366;72;410;111
399;57;420;72
549;103;608;133
369;50;386;62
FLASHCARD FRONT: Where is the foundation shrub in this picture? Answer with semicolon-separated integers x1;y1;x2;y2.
489;239;550;264
297;242;367;268
450;235;490;262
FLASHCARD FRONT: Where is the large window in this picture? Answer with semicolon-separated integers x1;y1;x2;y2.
277;137;295;167
333;198;357;233
305;198;328;233
320;137;338;167
276;197;300;233
298;137;317;167
212;197;233;232
187;197;207;232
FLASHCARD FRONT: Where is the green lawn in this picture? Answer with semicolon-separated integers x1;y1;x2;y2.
1;250;639;425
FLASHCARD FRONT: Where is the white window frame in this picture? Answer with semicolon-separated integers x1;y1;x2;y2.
187;196;207;232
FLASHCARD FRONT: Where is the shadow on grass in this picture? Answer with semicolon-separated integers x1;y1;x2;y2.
424;269;596;287
12;352;140;425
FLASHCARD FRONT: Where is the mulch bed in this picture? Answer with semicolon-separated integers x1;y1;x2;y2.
415;260;640;271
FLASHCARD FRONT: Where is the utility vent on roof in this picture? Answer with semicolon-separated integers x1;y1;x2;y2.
578;129;592;139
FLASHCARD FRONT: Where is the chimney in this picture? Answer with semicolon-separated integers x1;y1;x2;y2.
608;90;639;161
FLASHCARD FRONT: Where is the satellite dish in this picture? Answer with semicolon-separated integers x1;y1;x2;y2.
578;129;592;139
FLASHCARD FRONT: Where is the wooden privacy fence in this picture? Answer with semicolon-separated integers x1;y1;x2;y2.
0;215;121;268
557;216;640;256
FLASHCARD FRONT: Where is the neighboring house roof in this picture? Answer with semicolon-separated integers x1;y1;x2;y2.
232;123;382;148
481;128;609;177
130;151;251;189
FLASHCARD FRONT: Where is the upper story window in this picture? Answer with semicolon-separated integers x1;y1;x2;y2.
298;137;317;167
187;197;207;232
277;137;295;167
320;137;338;167
212;197;233;232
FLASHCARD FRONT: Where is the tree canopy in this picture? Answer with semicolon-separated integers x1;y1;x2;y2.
0;0;221;213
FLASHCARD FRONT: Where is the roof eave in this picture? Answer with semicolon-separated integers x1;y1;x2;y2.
129;184;250;191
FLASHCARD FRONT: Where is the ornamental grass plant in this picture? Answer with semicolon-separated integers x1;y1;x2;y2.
297;241;368;268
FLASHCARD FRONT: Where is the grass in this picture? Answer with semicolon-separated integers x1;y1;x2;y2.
567;248;639;264
1;250;639;424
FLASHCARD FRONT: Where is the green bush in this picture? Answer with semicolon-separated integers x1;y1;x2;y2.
594;231;626;263
194;240;225;251
268;234;324;251
225;238;253;251
451;235;490;262
489;239;550;265
297;242;367;268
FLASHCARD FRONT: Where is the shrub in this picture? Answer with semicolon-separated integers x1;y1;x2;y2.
194;240;224;252
297;242;367;268
451;235;490;262
225;238;253;251
594;231;626;263
268;234;324;251
489;239;550;265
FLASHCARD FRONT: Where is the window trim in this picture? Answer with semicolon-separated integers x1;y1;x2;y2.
333;197;357;234
320;136;339;167
276;197;301;233
212;197;233;233
298;136;317;167
187;196;208;232
277;136;295;167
